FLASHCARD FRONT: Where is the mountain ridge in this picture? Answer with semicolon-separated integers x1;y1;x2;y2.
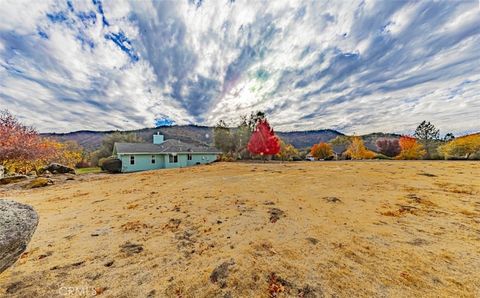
41;125;401;151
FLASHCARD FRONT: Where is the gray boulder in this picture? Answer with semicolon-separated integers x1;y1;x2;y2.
0;165;4;179
40;163;75;175
0;200;39;274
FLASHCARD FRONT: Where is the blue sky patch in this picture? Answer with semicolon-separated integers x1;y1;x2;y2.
92;0;109;27
104;31;139;62
155;117;175;127
38;30;48;39
46;12;68;23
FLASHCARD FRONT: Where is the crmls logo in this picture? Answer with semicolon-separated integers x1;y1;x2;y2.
58;286;96;296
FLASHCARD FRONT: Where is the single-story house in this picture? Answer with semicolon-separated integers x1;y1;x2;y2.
332;144;347;160
113;133;221;173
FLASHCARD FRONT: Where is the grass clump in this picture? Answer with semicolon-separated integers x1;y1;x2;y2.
76;167;102;175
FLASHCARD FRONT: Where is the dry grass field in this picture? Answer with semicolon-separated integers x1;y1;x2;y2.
1;161;479;297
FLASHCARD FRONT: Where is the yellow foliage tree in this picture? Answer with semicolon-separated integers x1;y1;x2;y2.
55;140;83;168
310;142;333;160
345;137;375;159
438;134;480;159
276;138;299;161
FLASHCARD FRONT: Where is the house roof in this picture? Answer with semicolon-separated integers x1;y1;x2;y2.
114;139;221;154
332;144;347;155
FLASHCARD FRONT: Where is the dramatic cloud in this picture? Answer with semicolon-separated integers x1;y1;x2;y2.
0;0;479;135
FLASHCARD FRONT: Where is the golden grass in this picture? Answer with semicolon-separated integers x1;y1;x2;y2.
1;161;480;297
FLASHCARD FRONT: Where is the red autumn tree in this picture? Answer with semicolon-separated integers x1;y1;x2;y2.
0;110;83;173
396;135;426;160
0;109;39;163
247;119;280;159
376;138;401;157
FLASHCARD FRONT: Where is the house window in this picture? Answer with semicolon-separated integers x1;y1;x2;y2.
169;154;178;163
151;155;156;164
187;154;192;160
130;156;135;165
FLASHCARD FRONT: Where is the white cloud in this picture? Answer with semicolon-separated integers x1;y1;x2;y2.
0;0;479;135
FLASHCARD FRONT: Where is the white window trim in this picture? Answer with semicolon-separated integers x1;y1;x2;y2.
169;154;178;163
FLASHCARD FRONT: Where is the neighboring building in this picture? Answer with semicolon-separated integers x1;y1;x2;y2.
113;133;221;173
332;144;347;160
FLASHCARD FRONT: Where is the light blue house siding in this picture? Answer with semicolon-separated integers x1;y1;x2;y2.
117;154;166;173
113;134;221;173
186;153;216;166
117;153;218;172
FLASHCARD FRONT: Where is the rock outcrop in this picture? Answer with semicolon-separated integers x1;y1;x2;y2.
0;175;27;185
40;163;75;175
25;177;54;189
0;200;39;274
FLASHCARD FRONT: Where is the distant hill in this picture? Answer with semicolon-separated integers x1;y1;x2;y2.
42;126;345;151
278;129;344;148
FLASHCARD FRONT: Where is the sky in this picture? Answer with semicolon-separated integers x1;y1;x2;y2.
0;0;479;135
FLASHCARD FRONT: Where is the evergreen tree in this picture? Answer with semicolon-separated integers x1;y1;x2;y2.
414;121;440;158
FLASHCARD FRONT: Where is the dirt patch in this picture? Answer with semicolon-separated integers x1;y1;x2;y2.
210;259;235;287
5;281;26;295
269;208;285;223
165;218;182;231
381;204;418;217
121;221;150;232
268;273;285;297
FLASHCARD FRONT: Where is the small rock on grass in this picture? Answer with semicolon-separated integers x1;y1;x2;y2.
322;197;341;203
120;242;143;256
269;208;285;223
